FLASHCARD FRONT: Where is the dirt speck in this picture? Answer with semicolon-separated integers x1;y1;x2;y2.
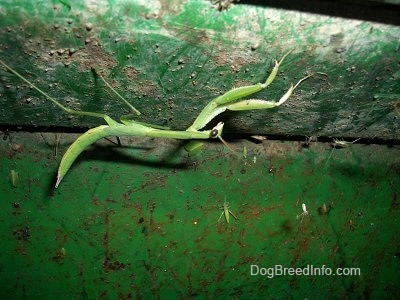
123;66;139;80
213;46;257;70
137;80;160;97
40;40;117;72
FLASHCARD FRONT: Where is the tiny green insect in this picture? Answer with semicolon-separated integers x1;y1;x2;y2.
218;199;238;223
10;170;19;188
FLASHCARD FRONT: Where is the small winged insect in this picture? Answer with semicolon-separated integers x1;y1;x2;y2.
218;199;238;223
324;137;361;167
296;203;310;222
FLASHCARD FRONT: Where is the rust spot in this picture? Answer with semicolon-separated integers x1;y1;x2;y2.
390;193;398;212
12;225;31;241
42;40;117;72
213;46;257;70
12;202;21;216
299;237;309;251
91;197;101;206
51;248;66;264
166;213;175;222
136;80;160;98
123;66;138;80
15;246;28;256
105;198;117;203
103;256;126;272
90;167;100;173
347;219;355;231
54;229;68;244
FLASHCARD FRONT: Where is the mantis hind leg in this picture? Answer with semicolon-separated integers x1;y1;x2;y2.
0;59;121;126
92;68;141;116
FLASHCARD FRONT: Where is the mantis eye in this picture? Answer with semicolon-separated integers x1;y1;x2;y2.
210;128;219;138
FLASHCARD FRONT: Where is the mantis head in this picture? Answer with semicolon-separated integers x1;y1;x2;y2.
209;122;224;139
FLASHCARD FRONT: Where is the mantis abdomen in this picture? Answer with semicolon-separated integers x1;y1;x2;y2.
56;123;223;187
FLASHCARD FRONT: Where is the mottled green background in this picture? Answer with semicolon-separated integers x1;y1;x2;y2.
1;0;400;299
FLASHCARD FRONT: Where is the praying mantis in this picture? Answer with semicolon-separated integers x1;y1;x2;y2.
0;50;310;187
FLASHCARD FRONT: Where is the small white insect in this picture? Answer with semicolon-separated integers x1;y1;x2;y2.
296;203;310;221
324;137;361;167
332;138;361;148
250;135;267;142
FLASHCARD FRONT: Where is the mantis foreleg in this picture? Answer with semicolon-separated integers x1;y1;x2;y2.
184;51;311;156
222;75;311;111
186;50;294;132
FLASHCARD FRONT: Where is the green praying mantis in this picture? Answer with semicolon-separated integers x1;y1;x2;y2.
0;50;310;187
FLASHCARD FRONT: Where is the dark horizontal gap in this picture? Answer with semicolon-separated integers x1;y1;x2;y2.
1;124;399;146
0;124;90;135
240;0;400;26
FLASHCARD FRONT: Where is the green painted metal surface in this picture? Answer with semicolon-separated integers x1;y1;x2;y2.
0;0;399;139
1;132;399;298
